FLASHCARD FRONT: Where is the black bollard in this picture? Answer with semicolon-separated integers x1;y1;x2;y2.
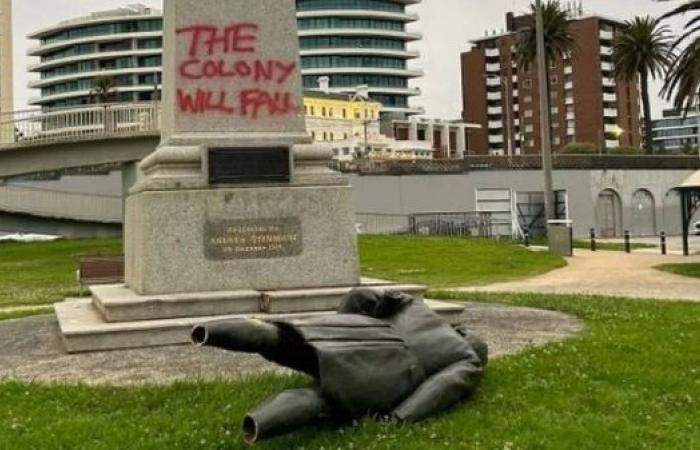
661;231;667;255
524;227;530;247
624;230;631;253
590;228;597;252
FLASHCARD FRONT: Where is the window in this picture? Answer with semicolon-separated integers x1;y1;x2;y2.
551;75;558;84
310;106;315;116
523;79;533;89
322;107;327;117
524;110;533;118
524;96;533;103
329;108;334;117
330;132;334;140
323;132;327;140
311;131;316;140
342;109;347;118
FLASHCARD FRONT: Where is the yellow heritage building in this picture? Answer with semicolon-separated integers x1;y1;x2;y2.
302;90;382;143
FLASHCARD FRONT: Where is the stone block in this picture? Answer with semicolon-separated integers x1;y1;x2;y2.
125;184;360;295
92;284;261;322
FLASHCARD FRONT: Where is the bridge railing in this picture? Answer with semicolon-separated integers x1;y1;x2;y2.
0;102;161;148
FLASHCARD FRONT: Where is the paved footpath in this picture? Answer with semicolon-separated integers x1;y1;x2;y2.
458;250;700;302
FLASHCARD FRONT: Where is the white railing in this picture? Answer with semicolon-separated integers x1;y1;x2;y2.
0;102;161;148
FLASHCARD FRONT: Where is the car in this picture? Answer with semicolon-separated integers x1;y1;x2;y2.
693;221;700;235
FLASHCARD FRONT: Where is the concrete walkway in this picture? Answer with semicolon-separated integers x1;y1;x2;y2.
0;304;582;386
458;250;700;302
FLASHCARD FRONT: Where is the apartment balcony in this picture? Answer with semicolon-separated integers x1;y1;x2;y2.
513;104;519;112
487;106;503;115
602;77;615;88
567;128;576;136
486;77;501;87
513;89;519;97
489;135;504;144
487;91;502;101
488;120;503;128
486;63;501;72
565;96;574;105
604;123;621;133
485;48;500;58
603;93;617;103
566;112;575;120
564;81;573;90
604;108;618;118
564;66;573;75
600;30;614;41
600;45;613;56
601;61;614;72
606;139;619;148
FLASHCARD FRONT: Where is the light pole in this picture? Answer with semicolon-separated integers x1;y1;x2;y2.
535;0;556;222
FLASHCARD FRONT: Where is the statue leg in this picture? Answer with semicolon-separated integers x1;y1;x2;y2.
192;319;319;377
192;319;282;353
243;387;331;443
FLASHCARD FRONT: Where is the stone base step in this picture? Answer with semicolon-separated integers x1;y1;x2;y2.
92;278;414;323
261;284;425;314
55;298;465;353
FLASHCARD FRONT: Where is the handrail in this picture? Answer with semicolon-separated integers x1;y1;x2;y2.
0;102;161;149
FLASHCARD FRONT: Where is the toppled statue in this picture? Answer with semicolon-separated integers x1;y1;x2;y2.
191;288;488;443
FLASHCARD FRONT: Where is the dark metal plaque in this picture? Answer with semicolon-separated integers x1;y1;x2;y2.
204;218;303;260
208;147;290;184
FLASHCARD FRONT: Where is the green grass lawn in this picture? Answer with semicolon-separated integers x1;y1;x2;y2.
2;293;700;449
655;263;700;279
0;236;563;310
360;235;565;287
0;239;121;308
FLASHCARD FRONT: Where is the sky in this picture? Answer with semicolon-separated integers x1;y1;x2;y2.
10;0;689;117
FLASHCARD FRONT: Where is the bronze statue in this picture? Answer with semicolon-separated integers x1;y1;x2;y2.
192;288;488;443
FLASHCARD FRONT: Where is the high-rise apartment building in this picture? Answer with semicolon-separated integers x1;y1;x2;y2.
297;0;423;116
27;4;162;109
461;10;642;156
28;1;423;115
0;0;13;115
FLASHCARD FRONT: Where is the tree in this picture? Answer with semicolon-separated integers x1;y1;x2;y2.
659;0;700;113
90;75;117;104
613;16;674;154
515;1;575;72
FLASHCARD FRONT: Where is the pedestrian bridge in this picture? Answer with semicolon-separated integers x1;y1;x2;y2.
0;103;160;179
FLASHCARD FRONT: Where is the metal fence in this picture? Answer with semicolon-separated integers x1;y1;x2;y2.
0;102;160;147
336;155;700;174
356;212;494;238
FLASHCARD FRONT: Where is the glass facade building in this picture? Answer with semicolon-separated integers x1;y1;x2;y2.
29;1;422;114
27;4;163;109
297;0;423;114
652;109;700;153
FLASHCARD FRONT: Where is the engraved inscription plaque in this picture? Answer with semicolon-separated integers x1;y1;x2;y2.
205;218;303;260
209;148;291;184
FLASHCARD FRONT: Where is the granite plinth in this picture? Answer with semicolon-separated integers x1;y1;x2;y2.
55;297;465;353
92;285;261;322
125;184;360;295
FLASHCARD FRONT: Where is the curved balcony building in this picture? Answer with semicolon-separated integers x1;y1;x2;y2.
297;0;423;115
27;4;162;109
28;2;422;114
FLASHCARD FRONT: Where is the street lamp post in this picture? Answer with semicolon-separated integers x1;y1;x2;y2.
535;0;556;223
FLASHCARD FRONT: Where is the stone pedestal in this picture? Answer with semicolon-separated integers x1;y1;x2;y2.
53;0;464;353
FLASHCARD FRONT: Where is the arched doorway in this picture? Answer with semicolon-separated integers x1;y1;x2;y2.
631;189;656;236
663;189;682;235
596;189;623;238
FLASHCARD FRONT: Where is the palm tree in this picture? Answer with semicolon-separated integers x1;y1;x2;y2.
613;16;674;154
659;0;700;113
515;1;575;71
90;75;116;104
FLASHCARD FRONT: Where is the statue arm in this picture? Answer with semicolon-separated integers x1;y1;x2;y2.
391;358;484;423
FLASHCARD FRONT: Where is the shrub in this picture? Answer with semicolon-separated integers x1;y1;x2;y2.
607;145;641;155
560;142;597;154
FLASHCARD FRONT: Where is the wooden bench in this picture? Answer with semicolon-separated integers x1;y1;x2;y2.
77;255;125;294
